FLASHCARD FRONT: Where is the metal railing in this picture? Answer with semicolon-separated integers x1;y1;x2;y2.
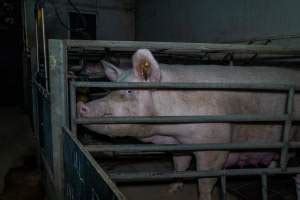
69;80;300;200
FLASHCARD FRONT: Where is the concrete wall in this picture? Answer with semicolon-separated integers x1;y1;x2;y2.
136;0;300;46
25;0;135;42
45;0;135;40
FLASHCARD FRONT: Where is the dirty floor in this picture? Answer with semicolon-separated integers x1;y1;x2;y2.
0;107;44;200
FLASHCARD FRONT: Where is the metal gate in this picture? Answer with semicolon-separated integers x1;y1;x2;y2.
42;39;300;200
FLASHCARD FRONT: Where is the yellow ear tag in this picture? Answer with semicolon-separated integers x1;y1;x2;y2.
139;61;151;80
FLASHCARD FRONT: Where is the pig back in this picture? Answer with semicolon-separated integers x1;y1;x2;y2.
160;64;300;114
156;64;300;142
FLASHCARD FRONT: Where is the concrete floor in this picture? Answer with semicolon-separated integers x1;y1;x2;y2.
120;182;237;200
99;155;297;200
0;107;37;196
99;157;238;200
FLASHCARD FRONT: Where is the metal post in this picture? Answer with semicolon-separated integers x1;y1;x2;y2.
294;174;300;200
261;174;268;200
221;175;227;200
40;6;49;91
70;82;77;134
280;88;295;170
48;39;67;200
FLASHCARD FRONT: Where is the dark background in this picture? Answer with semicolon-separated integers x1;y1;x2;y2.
0;0;23;106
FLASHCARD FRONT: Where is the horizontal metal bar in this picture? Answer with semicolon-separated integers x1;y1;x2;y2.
109;167;300;182
65;40;300;55
289;142;300;148
227;33;300;44
86;142;285;153
72;81;299;91
76;114;288;124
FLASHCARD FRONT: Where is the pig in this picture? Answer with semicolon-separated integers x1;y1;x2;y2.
77;49;300;200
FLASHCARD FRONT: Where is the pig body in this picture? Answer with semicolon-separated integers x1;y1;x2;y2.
78;49;300;200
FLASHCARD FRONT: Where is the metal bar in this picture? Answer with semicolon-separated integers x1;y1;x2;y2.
48;39;67;199
86;143;283;153
221;175;227;200
76;114;288;125
227;33;300;44
289;142;300;148
73;81;299;91
70;82;77;133
261;174;268;200
280;88;295;170
41;152;55;186
294;174;300;200
109;167;300;182
32;79;50;98
35;11;40;73
65;40;300;55
40;7;49;91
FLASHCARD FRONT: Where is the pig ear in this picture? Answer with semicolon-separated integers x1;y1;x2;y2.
132;49;161;82
101;60;123;81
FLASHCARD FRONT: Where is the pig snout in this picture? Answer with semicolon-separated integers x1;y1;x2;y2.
77;101;110;118
77;101;90;117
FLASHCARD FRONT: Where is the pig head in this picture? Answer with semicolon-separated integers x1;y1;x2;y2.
77;49;161;138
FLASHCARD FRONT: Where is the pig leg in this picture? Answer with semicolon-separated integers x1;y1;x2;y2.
194;151;228;200
169;155;192;193
176;124;230;200
141;135;192;193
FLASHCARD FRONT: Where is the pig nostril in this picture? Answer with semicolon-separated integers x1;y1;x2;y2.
81;107;88;113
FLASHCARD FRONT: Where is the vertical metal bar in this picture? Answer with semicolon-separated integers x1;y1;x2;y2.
35;11;40;73
294;174;300;200
221;175;227;200
31;52;41;170
49;39;67;200
280;88;295;170
261;174;268;200
229;54;234;66
40;7;49;91
70;81;77;134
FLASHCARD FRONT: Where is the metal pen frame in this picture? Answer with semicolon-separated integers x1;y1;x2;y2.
48;39;300;200
69;80;299;200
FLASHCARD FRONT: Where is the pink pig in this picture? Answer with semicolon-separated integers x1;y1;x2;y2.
78;49;300;200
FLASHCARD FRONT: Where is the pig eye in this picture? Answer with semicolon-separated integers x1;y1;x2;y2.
127;90;132;94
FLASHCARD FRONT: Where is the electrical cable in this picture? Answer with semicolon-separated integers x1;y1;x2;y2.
44;0;92;39
67;0;88;31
